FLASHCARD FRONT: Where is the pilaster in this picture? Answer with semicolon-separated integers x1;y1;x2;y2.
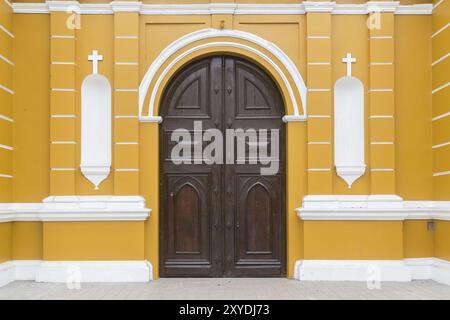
368;9;396;194
112;2;140;195
305;3;334;194
49;9;77;195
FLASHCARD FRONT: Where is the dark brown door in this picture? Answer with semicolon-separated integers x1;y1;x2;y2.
159;55;286;277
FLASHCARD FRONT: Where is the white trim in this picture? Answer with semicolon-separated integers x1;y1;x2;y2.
432;53;450;66
11;2;433;15
370;36;393;39
432;111;450;121
13;3;49;13
0;54;14;66
51;35;75;39
81;3;113;14
294;260;411;282
0;196;150;223
51;88;76;92
115;88;138;92
110;1;141;12
370;141;394;145
115;141;138;145
0;114;13;122
0;174;12;179
0;24;13;38
3;0;12;8
234;4;306;15
115;35;138;39
395;4;433;15
434;0;445;9
308;88;331;92
115;168;139;172
282;115;307;122
432;82;450;94
433;141;450;149
308;114;330;118
432;22;449;39
307;168;331;172
46;1;79;12
0;260;152;287
369;88;393;92
0;144;13;150
308;141;331;145
139;29;307;121
297;195;450;221
140;115;163;123
51;61;76;65
304;1;335;12
51;141;76;145
369;62;393;66
307;36;330;39
332;4;367;14
369;115;393;119
51;114;76;118
294;258;450;284
115;115;138;119
0;84;14;95
434;170;450;177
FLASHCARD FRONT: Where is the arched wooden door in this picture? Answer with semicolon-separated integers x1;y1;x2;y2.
159;55;286;277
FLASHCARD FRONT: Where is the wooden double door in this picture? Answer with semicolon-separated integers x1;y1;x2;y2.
159;55;286;277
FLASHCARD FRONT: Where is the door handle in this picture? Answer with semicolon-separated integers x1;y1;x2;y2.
227;87;232;94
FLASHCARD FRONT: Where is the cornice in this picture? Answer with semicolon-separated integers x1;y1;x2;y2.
297;195;450;221
12;2;434;15
0;196;151;222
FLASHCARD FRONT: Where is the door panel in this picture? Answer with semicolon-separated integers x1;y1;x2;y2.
160;55;285;277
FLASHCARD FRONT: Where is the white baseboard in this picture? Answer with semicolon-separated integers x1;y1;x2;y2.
294;260;412;282
0;260;152;287
0;261;15;287
405;258;450;286
295;258;450;285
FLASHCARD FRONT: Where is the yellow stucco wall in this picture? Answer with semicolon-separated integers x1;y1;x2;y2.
404;220;435;258
435;220;450;261
43;221;145;261
0;222;12;263
1;1;448;279
304;221;404;260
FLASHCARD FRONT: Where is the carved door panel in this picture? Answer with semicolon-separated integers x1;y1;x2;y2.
160;56;285;277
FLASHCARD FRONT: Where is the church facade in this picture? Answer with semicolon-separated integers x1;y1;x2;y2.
0;0;449;286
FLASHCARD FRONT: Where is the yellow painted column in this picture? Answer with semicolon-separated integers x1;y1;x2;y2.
0;0;13;202
305;6;333;194
432;0;450;199
368;11;396;194
49;10;77;195
113;5;140;195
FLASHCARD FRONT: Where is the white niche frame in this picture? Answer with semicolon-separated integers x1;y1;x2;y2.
80;74;112;189
334;76;366;188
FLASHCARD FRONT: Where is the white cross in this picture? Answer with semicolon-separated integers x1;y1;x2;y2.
342;53;356;77
88;50;103;74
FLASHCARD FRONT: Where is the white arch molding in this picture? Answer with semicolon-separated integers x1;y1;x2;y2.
138;29;308;123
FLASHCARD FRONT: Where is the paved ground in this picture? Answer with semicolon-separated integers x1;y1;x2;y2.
0;279;449;300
